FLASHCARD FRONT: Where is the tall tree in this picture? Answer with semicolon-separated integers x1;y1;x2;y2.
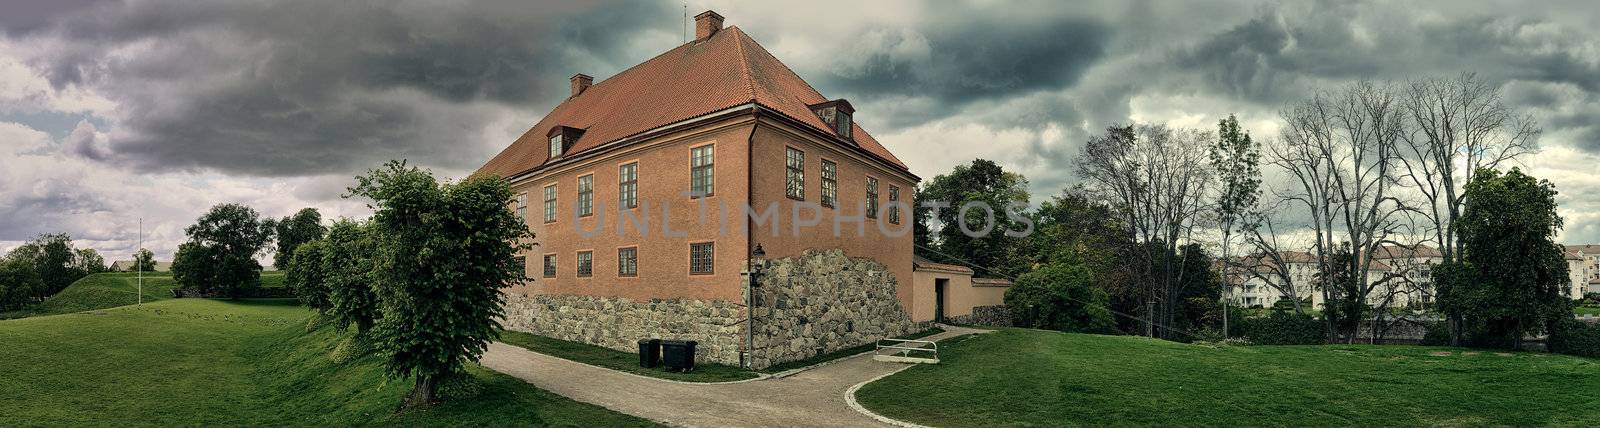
74;248;107;274
323;219;379;333
349;161;531;407
1209;114;1262;337
1076;123;1214;339
285;239;331;313
0;255;44;310
915;159;1033;279
1439;168;1570;349
175;203;273;297
272;208;326;270
1031;188;1140;332
1395;73;1540;344
132;248;157;272
1272;81;1411;342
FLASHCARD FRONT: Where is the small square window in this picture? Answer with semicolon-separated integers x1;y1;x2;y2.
690;242;714;275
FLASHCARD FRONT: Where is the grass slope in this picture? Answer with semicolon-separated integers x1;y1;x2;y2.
0;299;654;427
1;271;290;320
856;328;1600;427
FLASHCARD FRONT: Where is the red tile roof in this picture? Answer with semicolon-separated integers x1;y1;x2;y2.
971;277;1013;287
478;26;907;179
913;255;974;274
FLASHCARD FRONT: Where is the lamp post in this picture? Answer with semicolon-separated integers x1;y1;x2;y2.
745;244;765;368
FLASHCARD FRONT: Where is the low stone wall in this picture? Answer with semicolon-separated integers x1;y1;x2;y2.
501;294;747;366
947;305;1011;327
748;249;924;368
501;249;923;370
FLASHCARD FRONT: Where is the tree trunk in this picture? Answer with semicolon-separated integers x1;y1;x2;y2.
405;375;438;409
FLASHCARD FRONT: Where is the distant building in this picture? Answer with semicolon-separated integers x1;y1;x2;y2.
1223;245;1441;310
1567;245;1600;296
109;260;171;272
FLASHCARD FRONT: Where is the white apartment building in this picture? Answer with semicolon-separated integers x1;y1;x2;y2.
1224;245;1441;310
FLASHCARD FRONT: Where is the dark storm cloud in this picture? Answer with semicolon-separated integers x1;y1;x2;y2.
814;11;1110;128
11;0;680;176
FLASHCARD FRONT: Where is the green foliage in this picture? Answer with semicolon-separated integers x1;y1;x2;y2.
132;248;157;272
322;220;379;333
1239;310;1326;345
349;160;532;405
272;208;326;270
1438;168;1572;349
1004;262;1116;333
915;159;1032;279
1209;114;1262;230
73;248;107;274
174;203;273;297
1547;319;1600;358
2;273;181;319
1317;244;1364;339
0;255;44;311
285;239;330;312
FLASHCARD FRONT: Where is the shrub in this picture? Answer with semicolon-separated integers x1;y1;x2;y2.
323;220;379;333
1420;321;1452;346
1004;262;1117;334
285;239;330;312
1547;319;1600;358
1240;310;1325;345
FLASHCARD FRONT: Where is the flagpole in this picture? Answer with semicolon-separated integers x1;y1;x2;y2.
138;217;143;306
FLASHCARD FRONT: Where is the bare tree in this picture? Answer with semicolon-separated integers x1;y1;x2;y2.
1273;81;1414;343
1237;201;1310;315
1077;123;1214;339
1395;73;1540;345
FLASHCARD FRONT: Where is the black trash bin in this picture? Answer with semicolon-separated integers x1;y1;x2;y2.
660;340;698;372
638;338;661;368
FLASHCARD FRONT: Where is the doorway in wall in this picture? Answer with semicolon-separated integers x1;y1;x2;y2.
934;278;948;323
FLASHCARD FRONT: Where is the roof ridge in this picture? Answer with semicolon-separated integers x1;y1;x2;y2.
730;26;757;102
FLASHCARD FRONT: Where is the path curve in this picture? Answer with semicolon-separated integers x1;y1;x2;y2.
480;325;988;427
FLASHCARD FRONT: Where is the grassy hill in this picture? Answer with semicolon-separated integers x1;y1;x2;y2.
0;299;654;426
1;271;289;319
856;328;1600;427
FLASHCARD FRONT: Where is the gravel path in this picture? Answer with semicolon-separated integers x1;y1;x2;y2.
480;325;989;427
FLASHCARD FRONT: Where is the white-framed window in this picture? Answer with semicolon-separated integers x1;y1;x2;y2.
618;247;637;276
821;159;837;207
576;251;593;277
786;147;805;200
577;175;593;217
865;177;879;219
619;162;638;209
543;184;557;223
548;134;563;158
690;242;714;275
515;192;528;222
691;145;714;197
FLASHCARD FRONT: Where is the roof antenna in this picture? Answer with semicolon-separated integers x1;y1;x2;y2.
683;3;688;43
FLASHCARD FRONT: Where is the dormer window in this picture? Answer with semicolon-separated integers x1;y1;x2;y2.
809;99;855;141
546;126;584;160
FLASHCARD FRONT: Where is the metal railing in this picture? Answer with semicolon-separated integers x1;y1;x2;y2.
873;338;939;364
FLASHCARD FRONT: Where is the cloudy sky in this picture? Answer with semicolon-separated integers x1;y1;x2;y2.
3;0;1599;261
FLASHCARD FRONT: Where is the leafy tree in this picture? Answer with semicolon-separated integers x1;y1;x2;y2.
31;234;84;296
323;219;379;333
74;248;107;274
1209;114;1261;337
132;248;157;272
915;159;1033;278
272;208;326;270
1437;168;1571;349
1004;261;1116;333
349;161;531;406
285;238;330;313
175;203;273;297
170;242;216;293
0;255;44;311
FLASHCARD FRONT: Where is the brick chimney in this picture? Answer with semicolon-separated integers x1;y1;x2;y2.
695;10;724;41
570;73;593;97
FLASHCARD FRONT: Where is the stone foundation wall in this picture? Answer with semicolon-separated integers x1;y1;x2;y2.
749;249;923;368
947;305;1011;327
501;293;747;366
501;249;922;370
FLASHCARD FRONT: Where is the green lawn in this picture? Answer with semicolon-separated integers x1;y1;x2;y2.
759;327;944;374
0;298;655;426
497;330;760;382
1576;306;1600;316
856;328;1600;427
0;272;181;319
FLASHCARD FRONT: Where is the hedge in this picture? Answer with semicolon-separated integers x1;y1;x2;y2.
1239;311;1326;345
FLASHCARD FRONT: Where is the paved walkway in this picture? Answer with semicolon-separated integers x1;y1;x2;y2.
480;325;989;427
